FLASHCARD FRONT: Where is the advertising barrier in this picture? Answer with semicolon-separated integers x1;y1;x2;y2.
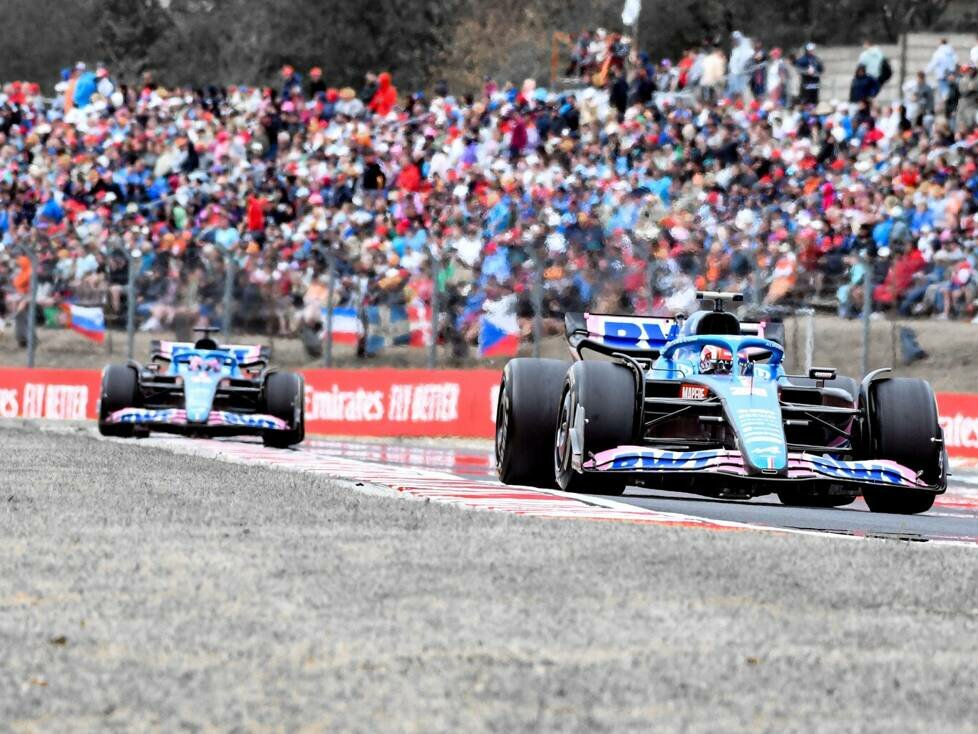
0;366;976;458
0;367;501;438
302;368;499;437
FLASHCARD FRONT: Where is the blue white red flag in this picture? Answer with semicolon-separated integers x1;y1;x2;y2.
323;306;361;345
406;301;431;348
478;308;520;358
62;303;105;343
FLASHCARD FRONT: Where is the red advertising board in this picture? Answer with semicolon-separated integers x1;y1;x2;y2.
936;392;978;459
301;368;500;437
0;366;501;438
0;368;101;421
0;366;975;458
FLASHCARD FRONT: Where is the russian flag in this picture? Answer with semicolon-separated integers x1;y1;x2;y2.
323;306;361;345
62;303;105;343
401;301;432;347
478;310;520;358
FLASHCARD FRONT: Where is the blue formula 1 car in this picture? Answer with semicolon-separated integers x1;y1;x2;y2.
98;327;305;447
495;292;947;514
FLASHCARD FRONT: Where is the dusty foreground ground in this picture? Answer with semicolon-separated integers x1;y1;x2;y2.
1;313;975;391
1;426;977;732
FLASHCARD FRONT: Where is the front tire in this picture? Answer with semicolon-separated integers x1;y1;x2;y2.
98;364;139;437
554;361;636;495
495;358;569;487
861;377;942;515
263;371;305;448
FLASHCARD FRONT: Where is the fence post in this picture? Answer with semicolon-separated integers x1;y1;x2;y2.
324;248;336;368
213;243;235;341
798;307;815;373
428;247;439;369
126;247;139;360
531;237;544;358
860;249;873;377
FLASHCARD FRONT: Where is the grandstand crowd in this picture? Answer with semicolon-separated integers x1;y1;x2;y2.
1;31;978;355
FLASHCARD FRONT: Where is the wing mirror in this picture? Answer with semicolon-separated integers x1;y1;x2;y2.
808;367;836;387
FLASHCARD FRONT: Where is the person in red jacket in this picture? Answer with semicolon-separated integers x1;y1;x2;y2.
396;154;421;192
873;244;925;305
368;72;398;116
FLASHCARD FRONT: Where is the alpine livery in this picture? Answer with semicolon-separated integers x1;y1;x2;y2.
98;328;304;447
495;292;947;514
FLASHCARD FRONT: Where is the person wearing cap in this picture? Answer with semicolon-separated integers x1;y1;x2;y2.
794;43;824;106
95;63;115;100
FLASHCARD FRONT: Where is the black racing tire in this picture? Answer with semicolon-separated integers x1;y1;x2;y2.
554;361;636;495
789;375;859;403
262;371;305;448
776;490;856;508
862;377;941;515
98;364;139;438
495;358;570;487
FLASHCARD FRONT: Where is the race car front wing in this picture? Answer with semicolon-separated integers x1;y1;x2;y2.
583;446;940;491
107;407;289;431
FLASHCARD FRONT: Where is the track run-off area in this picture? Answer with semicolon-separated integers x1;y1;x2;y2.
132;432;978;545
4;421;978;731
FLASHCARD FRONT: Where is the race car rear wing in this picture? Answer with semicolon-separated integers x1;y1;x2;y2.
149;340;271;367
564;312;784;360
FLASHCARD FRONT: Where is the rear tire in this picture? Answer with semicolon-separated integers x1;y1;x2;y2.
263;371;305;448
98;364;139;438
495;358;569;487
861;377;942;515
554;361;636;496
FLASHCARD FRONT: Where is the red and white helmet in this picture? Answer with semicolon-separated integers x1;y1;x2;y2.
700;345;734;374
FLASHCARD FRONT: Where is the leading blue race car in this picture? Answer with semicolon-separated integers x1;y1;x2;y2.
495;292;947;514
98;327;305;447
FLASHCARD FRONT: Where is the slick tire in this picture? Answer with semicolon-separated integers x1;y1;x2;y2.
263;371;305;448
98;364;139;438
554;361;636;496
495;358;570;487
862;377;941;515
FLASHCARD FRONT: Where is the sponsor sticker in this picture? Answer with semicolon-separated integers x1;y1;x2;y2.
680;384;709;400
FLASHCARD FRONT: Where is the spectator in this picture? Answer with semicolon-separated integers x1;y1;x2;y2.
727;31;753;98
766;48;789;105
908;70;935;125
749;41;767;99
958;65;978;136
926;38;958;99
857;40;889;96
307;67;326;97
794;43;824;106
368;72;397;116
850;64;875;104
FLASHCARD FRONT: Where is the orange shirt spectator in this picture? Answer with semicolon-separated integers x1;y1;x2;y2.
13;256;32;295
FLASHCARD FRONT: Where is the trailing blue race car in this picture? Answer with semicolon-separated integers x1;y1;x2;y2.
98;327;305;448
495;292;947;514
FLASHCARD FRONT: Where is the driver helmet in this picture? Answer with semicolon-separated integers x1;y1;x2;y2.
700;345;734;374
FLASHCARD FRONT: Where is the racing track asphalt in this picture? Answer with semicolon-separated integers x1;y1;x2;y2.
303;438;978;544
3;423;978;732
